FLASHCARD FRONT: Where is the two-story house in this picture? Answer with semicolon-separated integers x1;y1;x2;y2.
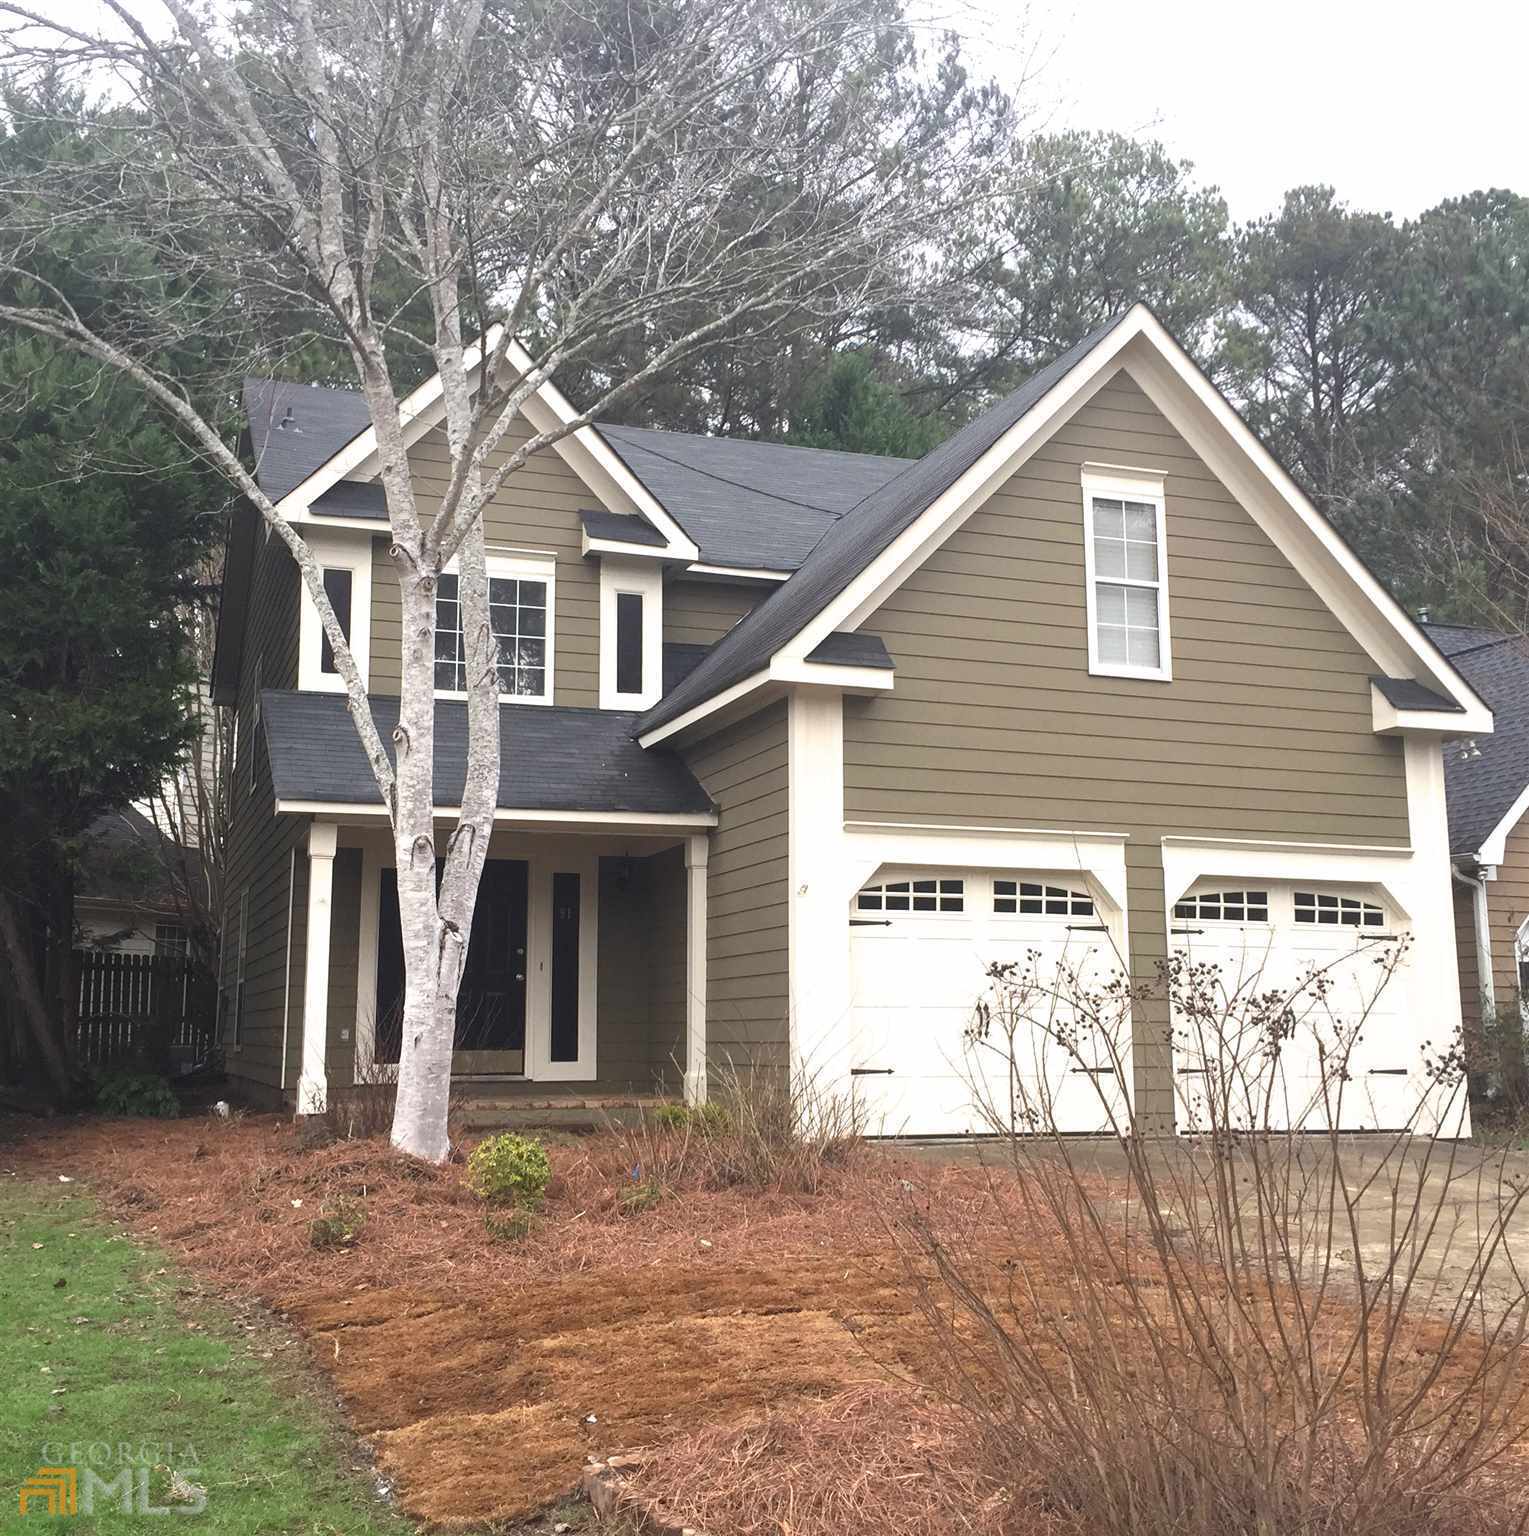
212;305;1491;1135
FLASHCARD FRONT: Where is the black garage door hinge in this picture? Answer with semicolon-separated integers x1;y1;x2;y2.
850;1067;895;1076
849;918;893;927
1367;1067;1407;1076
1171;927;1205;936
1069;1066;1114;1075
1067;923;1110;932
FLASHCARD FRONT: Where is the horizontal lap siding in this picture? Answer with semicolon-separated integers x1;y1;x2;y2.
1490;819;1529;1010
684;703;788;1074
645;847;688;1088
843;365;1409;1127
369;420;600;707
225;522;304;1097
663;580;762;647
596;853;685;1093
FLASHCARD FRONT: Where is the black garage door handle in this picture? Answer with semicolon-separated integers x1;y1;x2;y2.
1367;1068;1408;1076
850;1067;895;1076
849;919;893;927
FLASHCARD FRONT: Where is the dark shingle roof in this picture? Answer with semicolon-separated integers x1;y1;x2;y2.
262;690;712;816
581;508;668;547
806;632;893;669
639;315;1131;734
1423;624;1529;858
1371;676;1463;712
243;379;372;501
599;425;908;570
312;480;387;519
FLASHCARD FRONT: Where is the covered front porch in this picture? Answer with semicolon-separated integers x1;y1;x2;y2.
292;814;712;1115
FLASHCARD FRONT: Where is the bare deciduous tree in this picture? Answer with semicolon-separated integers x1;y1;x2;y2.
0;0;1026;1159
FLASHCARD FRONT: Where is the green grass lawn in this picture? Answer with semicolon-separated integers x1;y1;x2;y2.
0;1171;414;1533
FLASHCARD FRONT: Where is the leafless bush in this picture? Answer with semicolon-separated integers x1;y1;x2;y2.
605;1060;865;1198
320;1060;399;1142
896;940;1529;1536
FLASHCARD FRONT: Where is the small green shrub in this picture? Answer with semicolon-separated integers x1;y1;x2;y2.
619;1177;664;1216
653;1100;731;1135
309;1196;366;1250
93;1070;179;1118
466;1133;551;1208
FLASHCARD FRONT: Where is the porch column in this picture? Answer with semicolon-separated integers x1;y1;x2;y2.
298;821;337;1115
684;833;709;1104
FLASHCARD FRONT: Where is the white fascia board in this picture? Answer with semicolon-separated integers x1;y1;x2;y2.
276;799;716;828
506;339;698;562
637;667;776;749
274;325;505;518
780;312;1145;666
769;659;894;694
580;531;675;561
1370;683;1493;738
686;562;792;584
268;327;699;562
1479;781;1529;866
1120;320;1490;721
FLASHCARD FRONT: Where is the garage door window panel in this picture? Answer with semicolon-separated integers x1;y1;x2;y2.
1293;890;1385;928
1174;889;1270;924
857;877;964;914
994;880;1093;917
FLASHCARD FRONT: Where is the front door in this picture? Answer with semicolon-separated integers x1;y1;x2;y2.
374;860;529;1075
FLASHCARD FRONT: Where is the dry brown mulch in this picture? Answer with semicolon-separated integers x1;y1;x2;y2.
2;1113;1044;1529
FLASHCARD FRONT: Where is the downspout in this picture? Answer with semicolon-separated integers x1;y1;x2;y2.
1452;862;1496;1018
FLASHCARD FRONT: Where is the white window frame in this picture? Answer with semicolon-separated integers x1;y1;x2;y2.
298;528;372;693
434;548;557;707
598;558;663;710
1081;464;1172;683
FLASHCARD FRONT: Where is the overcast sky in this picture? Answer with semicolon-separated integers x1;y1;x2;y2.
38;0;1529;226
1026;0;1529;221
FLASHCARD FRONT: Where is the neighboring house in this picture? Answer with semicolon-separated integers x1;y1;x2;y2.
211;305;1492;1134
1429;623;1529;1063
76;807;189;959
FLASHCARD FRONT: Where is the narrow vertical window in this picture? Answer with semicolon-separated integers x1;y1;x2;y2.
1082;470;1170;681
320;567;353;675
615;592;643;696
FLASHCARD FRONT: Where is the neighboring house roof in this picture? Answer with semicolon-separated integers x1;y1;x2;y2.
77;808;181;912
639;317;1130;734
261;690;713;817
598;425;908;571
1427;622;1529;860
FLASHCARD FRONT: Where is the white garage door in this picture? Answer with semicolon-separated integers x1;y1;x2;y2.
1170;882;1421;1132
849;869;1130;1136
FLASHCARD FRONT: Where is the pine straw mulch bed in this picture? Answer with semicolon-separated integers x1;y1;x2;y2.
0;1112;1044;1529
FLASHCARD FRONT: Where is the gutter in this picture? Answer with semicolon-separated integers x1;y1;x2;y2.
1452;862;1496;1017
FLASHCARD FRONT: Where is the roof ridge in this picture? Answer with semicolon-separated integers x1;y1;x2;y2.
602;420;911;469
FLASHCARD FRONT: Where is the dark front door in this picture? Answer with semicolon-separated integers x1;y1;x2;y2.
373;859;529;1074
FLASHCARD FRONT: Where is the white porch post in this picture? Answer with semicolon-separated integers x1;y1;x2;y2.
298;821;337;1115
684;833;709;1104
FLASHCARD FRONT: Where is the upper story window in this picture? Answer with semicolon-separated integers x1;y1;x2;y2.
599;559;663;709
434;552;555;704
1081;466;1171;682
298;529;371;693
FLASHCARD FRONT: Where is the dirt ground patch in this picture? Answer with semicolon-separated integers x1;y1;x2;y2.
1;1114;1037;1527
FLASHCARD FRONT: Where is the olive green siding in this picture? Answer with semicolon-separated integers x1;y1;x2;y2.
683;702;790;1075
842;365;1410;1125
369;418;600;706
223;517;305;1099
662;579;762;647
1454;819;1529;1077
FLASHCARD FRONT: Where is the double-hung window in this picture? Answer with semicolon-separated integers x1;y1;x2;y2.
434;553;555;704
1082;466;1171;681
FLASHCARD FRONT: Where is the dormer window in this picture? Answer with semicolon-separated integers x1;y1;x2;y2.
434;553;555;704
1081;466;1171;682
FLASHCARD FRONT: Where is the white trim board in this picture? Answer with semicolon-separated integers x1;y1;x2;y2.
1478;780;1529;866
277;801;716;828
